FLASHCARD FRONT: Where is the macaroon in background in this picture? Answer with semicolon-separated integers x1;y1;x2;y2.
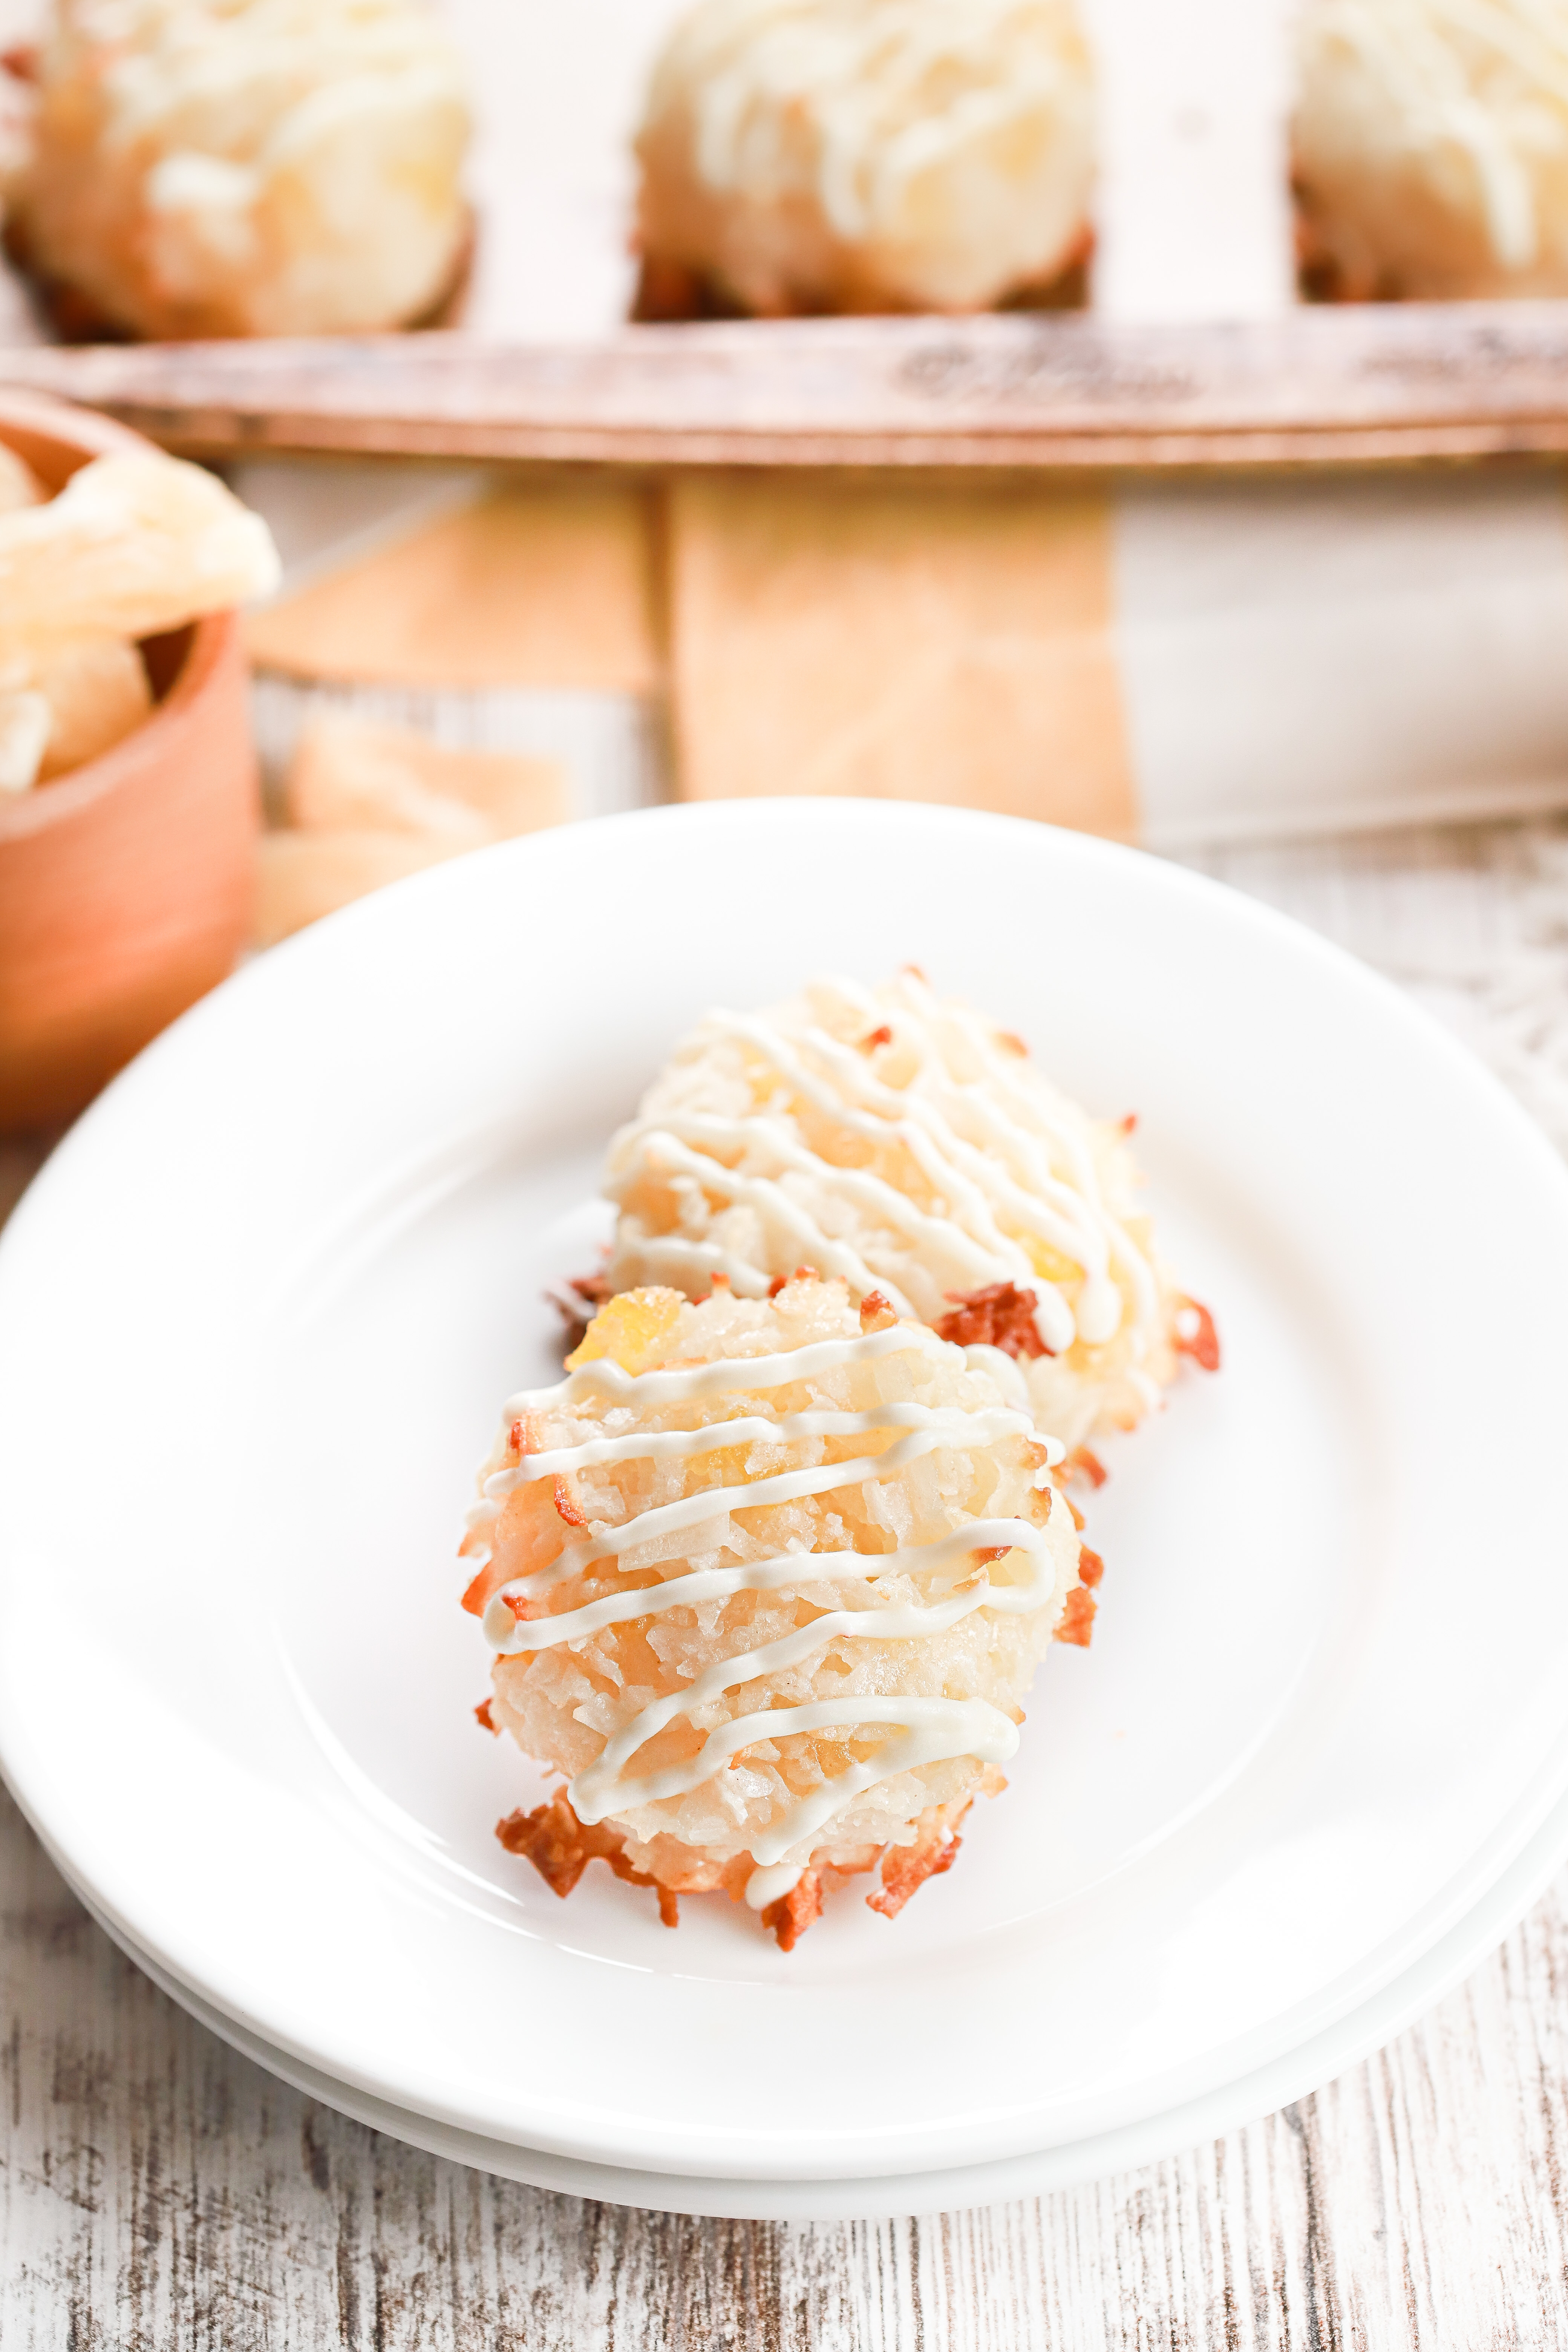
0;0;473;340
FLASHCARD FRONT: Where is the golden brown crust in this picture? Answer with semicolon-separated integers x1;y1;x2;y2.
496;1791;681;1928
495;1787;1004;1945
1060;1445;1108;1489
1174;1296;1222;1374
629;237;1091;323
933;1281;1051;1360
867;1799;971;1919
5;205;476;346
1054;1585;1096;1648
762;1871;824;1951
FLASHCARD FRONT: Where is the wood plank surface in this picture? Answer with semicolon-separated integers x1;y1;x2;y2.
7;303;1568;472
5;815;1568;2347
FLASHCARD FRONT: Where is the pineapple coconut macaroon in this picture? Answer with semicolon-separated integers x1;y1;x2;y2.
2;0;470;340
596;968;1217;1455
462;971;1217;1947
463;1276;1087;1951
633;0;1096;319
1293;0;1568;301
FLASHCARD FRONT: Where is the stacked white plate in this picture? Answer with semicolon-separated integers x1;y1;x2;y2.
4;802;1568;2222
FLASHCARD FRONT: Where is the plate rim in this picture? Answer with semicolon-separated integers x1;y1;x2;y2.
40;1759;1568;2223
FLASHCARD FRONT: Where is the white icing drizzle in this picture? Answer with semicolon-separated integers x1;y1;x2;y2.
612;1126;920;1318
472;1326;1064;1901
671;0;1085;243
607;969;1158;1361
744;1860;805;1910
611;1233;773;1299
510;1318;954;1412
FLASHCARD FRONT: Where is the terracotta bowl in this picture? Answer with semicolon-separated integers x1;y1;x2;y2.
0;389;257;1132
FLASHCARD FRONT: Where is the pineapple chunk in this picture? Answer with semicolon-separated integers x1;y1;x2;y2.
0;453;279;658
566;1287;684;1375
1023;1235;1081;1287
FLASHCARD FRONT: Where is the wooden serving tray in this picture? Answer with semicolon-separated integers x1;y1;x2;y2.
4;303;1568;472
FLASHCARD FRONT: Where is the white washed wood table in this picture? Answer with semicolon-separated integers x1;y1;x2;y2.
5;814;1568;2351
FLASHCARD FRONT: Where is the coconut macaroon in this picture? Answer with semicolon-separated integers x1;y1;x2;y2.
462;1277;1086;1948
5;0;470;339
633;0;1095;318
1294;0;1568;300
597;970;1214;1458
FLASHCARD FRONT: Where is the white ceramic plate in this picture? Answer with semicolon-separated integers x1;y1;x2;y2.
3;800;1568;2197
53;1771;1568;2220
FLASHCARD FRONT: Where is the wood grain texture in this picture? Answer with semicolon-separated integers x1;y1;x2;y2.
9;304;1568;470
6;815;1568;2347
